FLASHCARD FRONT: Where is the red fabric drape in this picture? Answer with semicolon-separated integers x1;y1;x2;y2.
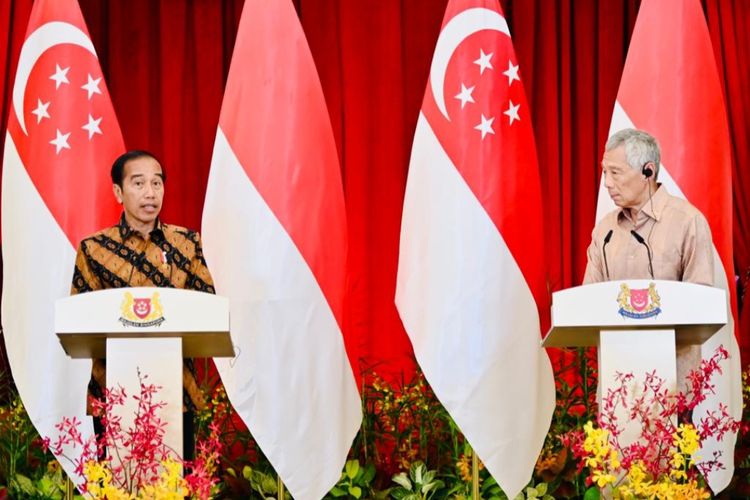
706;0;750;360
1;0;748;379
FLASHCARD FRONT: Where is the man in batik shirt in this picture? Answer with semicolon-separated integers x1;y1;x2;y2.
71;150;214;458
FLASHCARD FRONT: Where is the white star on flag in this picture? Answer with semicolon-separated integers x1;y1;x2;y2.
504;100;520;124
49;64;70;89
82;114;103;139
474;49;494;74
49;129;71;154
503;60;520;85
81;74;102;99
454;83;475;108
474;113;495;139
31;99;51;123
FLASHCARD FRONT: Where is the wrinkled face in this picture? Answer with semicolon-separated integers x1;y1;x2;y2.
113;156;164;229
602;145;649;210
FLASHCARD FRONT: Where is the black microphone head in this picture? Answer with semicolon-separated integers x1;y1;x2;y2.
630;229;645;244
604;229;614;244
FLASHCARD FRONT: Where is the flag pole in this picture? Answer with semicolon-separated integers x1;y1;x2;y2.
65;477;74;500
277;474;284;500
472;451;479;499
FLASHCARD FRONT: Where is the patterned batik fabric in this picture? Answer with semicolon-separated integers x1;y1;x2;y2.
71;214;215;412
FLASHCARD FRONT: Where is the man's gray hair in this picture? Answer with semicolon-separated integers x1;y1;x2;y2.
605;128;661;179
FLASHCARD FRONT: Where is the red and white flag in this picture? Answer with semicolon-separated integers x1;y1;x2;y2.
201;1;360;498
597;0;741;491
1;0;123;483
395;1;554;497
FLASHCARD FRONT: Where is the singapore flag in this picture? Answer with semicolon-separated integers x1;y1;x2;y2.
2;0;124;484
396;0;555;497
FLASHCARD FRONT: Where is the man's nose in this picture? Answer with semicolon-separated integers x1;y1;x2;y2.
604;174;614;189
144;184;156;197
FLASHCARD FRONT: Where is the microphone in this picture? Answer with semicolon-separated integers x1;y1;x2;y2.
602;229;614;280
630;230;654;279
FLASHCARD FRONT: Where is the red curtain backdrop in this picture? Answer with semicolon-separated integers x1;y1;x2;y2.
1;0;748;378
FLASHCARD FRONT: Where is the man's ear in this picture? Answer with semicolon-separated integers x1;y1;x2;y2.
113;184;123;204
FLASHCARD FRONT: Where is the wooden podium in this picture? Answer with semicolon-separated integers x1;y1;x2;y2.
55;287;232;460
543;280;726;446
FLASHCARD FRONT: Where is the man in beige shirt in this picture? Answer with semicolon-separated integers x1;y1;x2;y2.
583;128;714;383
583;128;713;285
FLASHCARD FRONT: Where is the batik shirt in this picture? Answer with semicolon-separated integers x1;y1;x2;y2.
71;214;215;412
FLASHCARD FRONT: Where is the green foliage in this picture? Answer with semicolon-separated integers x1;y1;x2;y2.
582;486;601;500
327;459;379;499
224;465;291;500
389;461;444;500
7;463;82;500
513;482;555;500
0;372;55;490
533;348;599;498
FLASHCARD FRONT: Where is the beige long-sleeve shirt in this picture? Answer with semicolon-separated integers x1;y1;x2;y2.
583;185;714;286
582;185;714;386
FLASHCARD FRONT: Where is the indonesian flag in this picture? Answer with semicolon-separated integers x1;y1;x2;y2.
597;0;741;491
1;0;123;484
395;0;555;497
200;1;360;498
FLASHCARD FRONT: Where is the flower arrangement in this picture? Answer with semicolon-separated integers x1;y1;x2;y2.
565;346;741;499
43;372;221;499
2;349;749;499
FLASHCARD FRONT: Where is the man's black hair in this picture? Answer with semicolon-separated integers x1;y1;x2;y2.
111;150;165;187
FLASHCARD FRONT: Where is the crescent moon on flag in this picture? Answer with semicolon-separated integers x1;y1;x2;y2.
430;8;510;121
13;21;97;135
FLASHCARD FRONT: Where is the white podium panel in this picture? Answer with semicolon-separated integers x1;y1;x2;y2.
56;288;233;462
108;338;183;461
544;280;725;451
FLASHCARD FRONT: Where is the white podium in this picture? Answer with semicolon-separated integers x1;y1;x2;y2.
55;287;232;461
543;280;726;446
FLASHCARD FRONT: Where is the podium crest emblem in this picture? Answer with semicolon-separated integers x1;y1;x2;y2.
617;283;661;319
119;291;165;327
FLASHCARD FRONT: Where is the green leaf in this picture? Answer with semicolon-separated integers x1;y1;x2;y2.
346;460;361;480
583;487;601;500
422;470;436;485
525;486;539;498
362;464;377;484
12;474;35;495
242;465;253;480
422;479;444;497
227;468;237;478
535;483;548;496
392;473;413;490
261;475;278;494
349;485;362;498
391;488;410;500
512;493;525;500
330;486;347;497
411;462;425;485
38;476;55;494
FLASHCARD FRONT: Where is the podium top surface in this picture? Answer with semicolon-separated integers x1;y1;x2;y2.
543;280;727;347
55;287;233;358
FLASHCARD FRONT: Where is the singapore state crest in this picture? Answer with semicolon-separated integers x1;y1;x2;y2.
617;282;661;319
119;291;165;327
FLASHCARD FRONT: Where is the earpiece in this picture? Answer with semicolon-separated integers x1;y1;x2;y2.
642;163;653;179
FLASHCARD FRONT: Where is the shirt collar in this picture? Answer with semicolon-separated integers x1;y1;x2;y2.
639;183;668;222
617;183;668;224
117;212;165;241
